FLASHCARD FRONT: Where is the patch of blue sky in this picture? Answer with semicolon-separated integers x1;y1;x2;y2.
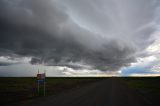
121;65;156;76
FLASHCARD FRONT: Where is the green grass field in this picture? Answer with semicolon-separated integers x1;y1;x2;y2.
0;77;102;104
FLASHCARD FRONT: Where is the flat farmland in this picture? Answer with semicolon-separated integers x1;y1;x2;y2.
0;77;160;105
0;77;102;105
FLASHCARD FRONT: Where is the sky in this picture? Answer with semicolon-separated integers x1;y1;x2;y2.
0;0;160;77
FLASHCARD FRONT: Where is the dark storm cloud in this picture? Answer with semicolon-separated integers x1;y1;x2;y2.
0;62;12;66
0;0;158;71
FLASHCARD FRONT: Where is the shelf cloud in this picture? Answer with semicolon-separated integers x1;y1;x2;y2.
0;0;159;73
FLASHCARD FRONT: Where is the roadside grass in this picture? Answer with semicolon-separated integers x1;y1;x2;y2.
0;77;102;104
120;77;160;96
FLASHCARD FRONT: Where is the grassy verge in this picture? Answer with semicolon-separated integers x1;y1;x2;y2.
0;77;102;104
120;77;160;96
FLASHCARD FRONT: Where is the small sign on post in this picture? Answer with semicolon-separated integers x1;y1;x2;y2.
37;70;46;96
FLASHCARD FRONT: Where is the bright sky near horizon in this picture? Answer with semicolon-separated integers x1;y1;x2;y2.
0;0;160;76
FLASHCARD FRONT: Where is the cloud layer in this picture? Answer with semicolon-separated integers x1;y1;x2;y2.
0;0;159;72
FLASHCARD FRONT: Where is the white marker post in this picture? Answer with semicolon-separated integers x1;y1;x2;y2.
44;70;46;96
37;70;39;95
